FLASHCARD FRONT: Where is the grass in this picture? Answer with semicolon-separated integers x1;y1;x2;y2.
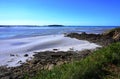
103;64;120;79
25;42;120;79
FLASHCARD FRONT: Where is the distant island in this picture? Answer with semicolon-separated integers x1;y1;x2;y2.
0;25;64;27
0;25;11;27
47;25;64;27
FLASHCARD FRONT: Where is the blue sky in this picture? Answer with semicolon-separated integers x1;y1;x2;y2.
0;0;120;26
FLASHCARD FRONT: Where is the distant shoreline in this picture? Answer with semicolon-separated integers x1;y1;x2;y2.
0;25;119;27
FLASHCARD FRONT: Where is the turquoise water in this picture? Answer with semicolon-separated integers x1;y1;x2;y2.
0;26;118;39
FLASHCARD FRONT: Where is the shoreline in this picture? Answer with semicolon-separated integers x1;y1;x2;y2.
0;34;100;67
0;49;100;79
0;27;120;79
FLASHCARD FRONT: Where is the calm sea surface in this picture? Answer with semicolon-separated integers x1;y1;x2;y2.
0;26;118;39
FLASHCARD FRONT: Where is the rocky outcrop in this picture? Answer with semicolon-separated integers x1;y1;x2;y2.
67;27;120;46
67;33;113;46
103;27;120;41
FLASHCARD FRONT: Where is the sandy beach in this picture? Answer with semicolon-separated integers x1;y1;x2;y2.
0;34;100;67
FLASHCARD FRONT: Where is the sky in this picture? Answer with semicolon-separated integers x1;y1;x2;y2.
0;0;120;26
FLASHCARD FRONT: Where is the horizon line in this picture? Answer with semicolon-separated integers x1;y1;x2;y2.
0;25;119;27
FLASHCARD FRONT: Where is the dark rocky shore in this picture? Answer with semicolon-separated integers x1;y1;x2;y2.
67;27;120;46
0;27;120;79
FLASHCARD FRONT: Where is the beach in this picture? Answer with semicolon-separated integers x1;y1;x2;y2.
0;34;100;67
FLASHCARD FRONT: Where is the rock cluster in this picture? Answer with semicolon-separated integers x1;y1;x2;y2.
0;50;94;79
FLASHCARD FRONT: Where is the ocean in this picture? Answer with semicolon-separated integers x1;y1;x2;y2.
0;26;118;39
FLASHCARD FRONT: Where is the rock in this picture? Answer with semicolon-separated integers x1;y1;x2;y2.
112;30;120;41
81;32;87;35
48;64;54;70
10;54;15;56
69;48;74;51
17;60;22;64
103;27;120;41
53;49;58;51
24;54;28;57
66;28;120;46
51;54;61;58
16;54;20;57
57;61;64;66
0;49;98;78
1;76;10;79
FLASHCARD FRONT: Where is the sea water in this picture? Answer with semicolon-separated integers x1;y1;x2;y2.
0;26;118;39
